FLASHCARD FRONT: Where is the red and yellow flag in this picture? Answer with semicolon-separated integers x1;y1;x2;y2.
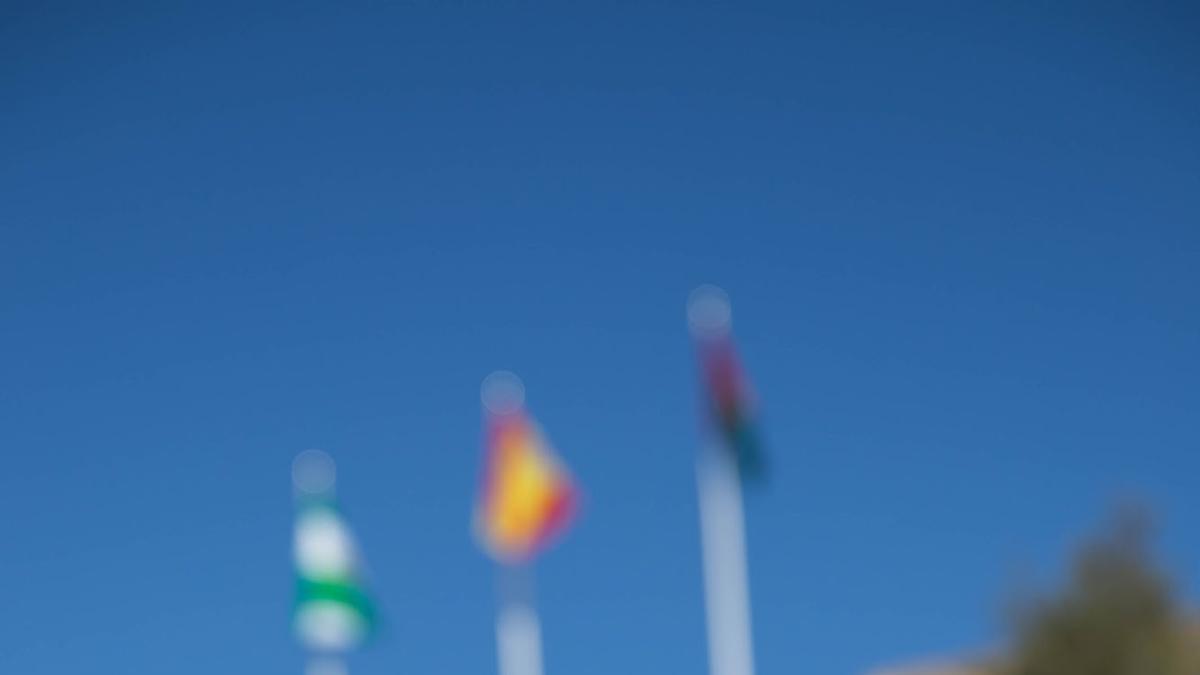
474;408;578;563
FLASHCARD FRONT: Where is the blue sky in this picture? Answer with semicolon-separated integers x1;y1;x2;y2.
2;2;1198;673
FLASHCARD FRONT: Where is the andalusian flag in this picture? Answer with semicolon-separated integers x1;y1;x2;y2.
475;372;578;564
690;286;765;481
292;450;376;655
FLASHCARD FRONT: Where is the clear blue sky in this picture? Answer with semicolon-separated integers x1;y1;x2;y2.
2;2;1198;673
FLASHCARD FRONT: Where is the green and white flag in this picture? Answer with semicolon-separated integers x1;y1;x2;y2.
292;450;376;655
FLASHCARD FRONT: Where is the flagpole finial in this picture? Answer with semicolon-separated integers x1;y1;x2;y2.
482;370;526;416
688;284;733;338
293;449;337;499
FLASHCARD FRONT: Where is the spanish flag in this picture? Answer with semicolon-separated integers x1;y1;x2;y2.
475;405;578;564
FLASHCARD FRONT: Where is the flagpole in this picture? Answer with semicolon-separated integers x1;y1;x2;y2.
291;450;373;675
495;566;544;675
292;450;350;675
481;372;547;675
305;655;348;675
689;286;757;675
697;445;756;675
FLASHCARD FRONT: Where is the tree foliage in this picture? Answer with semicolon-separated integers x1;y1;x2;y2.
1001;510;1199;675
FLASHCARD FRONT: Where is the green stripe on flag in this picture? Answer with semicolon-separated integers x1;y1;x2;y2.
295;577;375;623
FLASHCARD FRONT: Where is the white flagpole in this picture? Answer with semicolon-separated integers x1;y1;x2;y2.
306;655;348;675
697;446;756;675
496;565;543;675
482;373;546;675
292;450;352;675
496;592;544;675
689;285;756;675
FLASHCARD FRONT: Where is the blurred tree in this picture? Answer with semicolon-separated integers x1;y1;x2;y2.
1001;508;1199;675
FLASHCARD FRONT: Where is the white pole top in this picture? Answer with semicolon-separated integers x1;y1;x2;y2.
293;449;337;498
481;370;526;415
688;284;733;338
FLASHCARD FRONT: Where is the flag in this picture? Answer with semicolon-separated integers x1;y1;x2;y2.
293;495;375;653
475;408;578;563
696;321;764;480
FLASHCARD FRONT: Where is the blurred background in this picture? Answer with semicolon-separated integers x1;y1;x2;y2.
2;2;1198;674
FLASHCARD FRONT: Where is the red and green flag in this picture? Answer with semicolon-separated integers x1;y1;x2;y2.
690;286;765;480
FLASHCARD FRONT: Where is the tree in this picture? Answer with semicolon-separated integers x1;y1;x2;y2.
1002;509;1199;675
